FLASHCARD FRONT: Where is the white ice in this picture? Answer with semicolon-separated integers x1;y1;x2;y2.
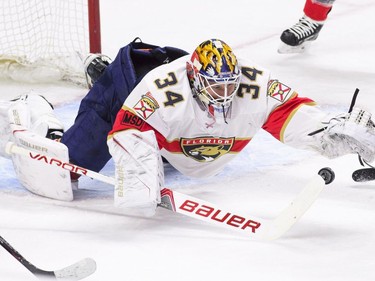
1;0;375;280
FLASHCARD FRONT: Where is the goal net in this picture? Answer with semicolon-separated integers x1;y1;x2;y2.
0;0;101;86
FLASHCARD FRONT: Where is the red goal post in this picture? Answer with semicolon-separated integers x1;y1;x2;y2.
88;0;102;54
0;0;102;86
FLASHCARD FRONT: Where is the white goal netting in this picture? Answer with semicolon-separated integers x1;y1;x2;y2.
0;0;92;86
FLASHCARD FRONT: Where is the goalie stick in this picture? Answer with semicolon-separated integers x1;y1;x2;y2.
160;173;326;240
0;235;96;280
6;141;331;240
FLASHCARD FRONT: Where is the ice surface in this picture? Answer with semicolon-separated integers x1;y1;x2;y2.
1;0;375;280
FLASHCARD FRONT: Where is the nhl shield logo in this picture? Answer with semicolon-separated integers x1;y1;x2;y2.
181;137;234;162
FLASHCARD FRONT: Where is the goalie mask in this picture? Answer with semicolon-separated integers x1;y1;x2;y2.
187;39;241;112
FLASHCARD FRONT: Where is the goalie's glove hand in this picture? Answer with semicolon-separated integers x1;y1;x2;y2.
320;108;375;162
8;93;64;140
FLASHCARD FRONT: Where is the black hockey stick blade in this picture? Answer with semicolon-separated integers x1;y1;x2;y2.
352;168;375;182
0;235;96;280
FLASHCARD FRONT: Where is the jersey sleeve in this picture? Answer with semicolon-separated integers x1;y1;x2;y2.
108;105;167;150
110;105;155;134
107;73;170;150
262;79;328;150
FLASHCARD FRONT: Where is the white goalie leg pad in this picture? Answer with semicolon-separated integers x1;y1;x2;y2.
320;108;375;162
1;92;63;158
8;93;64;139
7;130;73;201
107;130;164;217
4;93;71;200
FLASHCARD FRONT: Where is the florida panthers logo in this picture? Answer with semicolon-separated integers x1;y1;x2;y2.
181;137;234;162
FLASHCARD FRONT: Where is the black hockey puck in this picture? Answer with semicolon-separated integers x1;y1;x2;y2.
318;167;335;185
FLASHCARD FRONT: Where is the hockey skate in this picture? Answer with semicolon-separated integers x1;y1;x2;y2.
84;53;112;88
278;16;323;54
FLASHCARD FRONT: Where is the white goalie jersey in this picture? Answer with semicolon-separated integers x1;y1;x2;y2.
108;55;330;178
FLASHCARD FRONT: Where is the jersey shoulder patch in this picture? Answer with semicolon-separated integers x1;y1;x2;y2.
267;80;292;102
133;92;160;120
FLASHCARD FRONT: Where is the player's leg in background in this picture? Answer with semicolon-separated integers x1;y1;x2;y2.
278;0;335;53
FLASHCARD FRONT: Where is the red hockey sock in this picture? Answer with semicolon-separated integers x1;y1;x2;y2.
303;0;333;22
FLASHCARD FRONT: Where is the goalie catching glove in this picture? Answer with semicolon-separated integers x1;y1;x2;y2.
107;129;164;217
317;107;375;162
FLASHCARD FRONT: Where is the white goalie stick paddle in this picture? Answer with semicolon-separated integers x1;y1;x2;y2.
6;141;328;240
0;235;96;280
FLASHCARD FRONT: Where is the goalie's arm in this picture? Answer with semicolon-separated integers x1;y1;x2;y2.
263;95;375;161
262;93;324;148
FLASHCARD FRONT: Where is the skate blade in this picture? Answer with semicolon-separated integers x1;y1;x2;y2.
277;41;312;54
